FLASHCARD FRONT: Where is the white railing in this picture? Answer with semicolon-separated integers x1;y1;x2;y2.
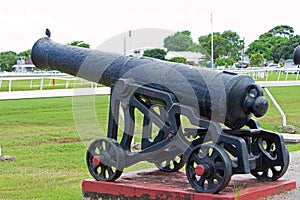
0;72;97;92
215;67;300;82
1;68;300;92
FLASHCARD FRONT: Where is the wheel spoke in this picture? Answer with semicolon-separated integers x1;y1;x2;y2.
155;154;184;172
187;164;196;175
165;160;171;167
215;161;226;171
172;160;178;168
266;140;272;152
270;166;280;178
107;167;114;177
264;169;270;178
91;163;98;173
198;148;209;159
210;148;218;159
215;169;226;181
191;153;202;164
100;167;106;177
207;179;217;190
196;177;205;187
97;146;102;155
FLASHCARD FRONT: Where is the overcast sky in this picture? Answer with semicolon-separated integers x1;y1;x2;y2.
1;0;300;53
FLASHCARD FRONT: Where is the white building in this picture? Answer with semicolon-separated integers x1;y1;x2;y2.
12;57;35;73
165;51;205;66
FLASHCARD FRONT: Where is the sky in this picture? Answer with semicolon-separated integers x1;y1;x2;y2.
1;0;300;53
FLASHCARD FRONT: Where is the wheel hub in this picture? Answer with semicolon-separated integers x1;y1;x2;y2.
195;164;205;176
92;156;101;166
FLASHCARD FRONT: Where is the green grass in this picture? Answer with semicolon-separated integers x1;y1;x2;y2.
0;86;299;199
254;71;299;81
0;96;155;199
0;97;87;199
257;86;300;132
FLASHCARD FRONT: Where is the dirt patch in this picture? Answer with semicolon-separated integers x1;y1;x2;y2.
49;137;82;144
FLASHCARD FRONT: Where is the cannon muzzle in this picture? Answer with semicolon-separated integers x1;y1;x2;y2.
31;37;268;130
293;45;300;65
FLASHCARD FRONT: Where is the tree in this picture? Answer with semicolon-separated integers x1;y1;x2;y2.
215;57;235;67
246;35;287;61
181;30;191;37
273;35;300;62
222;30;244;59
143;48;167;60
246;25;295;62
222;30;243;47
198;31;242;61
250;53;264;67
164;31;193;51
18;49;31;57
0;51;17;71
68;41;90;48
268;25;294;38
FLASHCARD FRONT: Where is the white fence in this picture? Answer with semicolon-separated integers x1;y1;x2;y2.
1;68;300;92
216;67;300;82
0;72;97;92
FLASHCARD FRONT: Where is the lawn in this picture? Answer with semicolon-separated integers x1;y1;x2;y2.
258;86;300;132
0;95;153;199
0;86;299;199
257;70;300;81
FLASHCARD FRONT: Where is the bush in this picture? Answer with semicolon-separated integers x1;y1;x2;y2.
167;57;187;64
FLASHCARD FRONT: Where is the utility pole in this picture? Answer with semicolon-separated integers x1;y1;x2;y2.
242;37;245;64
123;37;126;56
129;30;132;54
211;13;214;69
124;30;132;56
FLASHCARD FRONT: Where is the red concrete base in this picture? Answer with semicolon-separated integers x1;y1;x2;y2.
82;169;296;200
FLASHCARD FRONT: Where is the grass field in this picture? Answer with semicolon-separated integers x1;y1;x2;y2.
0;86;299;199
255;70;300;81
0;95;155;199
258;86;300;132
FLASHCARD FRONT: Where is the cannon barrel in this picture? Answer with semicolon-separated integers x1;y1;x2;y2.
31;37;268;130
293;45;300;64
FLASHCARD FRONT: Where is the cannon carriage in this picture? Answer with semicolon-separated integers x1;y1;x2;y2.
31;37;290;193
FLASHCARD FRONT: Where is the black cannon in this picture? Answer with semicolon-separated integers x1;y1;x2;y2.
293;45;300;65
31;37;289;193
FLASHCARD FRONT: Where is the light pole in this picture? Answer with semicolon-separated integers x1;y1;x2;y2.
123;37;127;56
123;30;132;56
242;37;245;64
211;13;214;69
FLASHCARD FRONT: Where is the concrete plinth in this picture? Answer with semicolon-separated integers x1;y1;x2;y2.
82;169;296;200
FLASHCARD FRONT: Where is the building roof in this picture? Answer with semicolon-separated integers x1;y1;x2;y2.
165;51;205;60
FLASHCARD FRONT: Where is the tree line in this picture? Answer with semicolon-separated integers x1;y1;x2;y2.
147;25;300;67
0;41;89;72
1;25;299;71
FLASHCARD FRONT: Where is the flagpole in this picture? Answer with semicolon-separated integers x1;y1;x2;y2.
211;12;214;69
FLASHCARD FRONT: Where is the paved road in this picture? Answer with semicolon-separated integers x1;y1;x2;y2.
1;81;300;101
257;81;300;87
